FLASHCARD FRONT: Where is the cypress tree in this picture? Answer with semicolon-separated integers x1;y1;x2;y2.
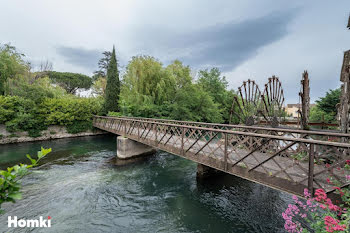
104;46;120;113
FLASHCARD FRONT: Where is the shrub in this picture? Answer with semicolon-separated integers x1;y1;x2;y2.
0;95;103;136
66;121;92;134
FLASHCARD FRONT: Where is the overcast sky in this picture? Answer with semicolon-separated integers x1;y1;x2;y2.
1;0;349;103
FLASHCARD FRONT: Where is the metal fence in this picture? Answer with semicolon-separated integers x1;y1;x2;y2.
93;116;350;197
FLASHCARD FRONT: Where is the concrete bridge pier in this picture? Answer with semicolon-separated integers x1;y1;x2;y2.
116;136;156;160
196;163;224;180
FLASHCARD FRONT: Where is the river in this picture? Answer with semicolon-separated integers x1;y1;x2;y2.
0;135;292;232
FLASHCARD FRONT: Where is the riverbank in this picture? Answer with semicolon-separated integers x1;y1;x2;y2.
0;125;108;144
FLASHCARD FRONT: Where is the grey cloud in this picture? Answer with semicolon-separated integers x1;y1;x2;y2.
141;10;298;72
56;46;101;71
180;11;297;71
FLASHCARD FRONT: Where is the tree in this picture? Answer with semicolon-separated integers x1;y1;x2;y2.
30;59;53;84
119;57;223;122
169;83;223;123
92;76;107;97
120;55;175;117
48;71;92;94
309;88;341;124
0;44;28;95
316;88;341;114
166;60;192;90
197;68;233;123
104;46;120;113
93;51;112;80
197;68;228;104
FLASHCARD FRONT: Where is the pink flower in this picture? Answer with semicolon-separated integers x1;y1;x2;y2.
324;215;347;232
304;188;311;198
315;189;327;202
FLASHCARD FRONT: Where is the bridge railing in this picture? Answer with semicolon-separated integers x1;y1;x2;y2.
115;116;350;141
93;116;350;197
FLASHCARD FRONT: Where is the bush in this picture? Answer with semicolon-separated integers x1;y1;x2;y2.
66;120;92;134
39;97;103;126
0;95;103;136
27;128;42;138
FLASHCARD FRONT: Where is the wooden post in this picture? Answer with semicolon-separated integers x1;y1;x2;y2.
299;71;310;130
308;144;315;196
339;50;350;136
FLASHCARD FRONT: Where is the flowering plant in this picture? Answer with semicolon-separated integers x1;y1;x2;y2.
282;161;350;233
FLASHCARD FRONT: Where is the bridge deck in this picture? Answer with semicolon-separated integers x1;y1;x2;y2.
93;116;350;197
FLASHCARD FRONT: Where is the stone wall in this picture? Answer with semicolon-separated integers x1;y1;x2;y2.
0;125;107;144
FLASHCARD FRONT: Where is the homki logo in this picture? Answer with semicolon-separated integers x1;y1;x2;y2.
8;216;52;228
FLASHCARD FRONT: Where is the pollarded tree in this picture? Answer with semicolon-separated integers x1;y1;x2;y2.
104;46;120;113
48;71;92;94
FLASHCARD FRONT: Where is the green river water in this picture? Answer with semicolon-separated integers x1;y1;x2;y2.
0;135;292;232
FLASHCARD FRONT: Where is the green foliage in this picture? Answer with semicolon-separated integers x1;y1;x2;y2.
104;46;120;113
39;97;103;127
66;120;92;134
198;68;228;105
197;68;234;123
316;88;340;115
291;151;308;161
48;71;92;94
169;84;222;123
121;56;175;112
120;58;224;122
0;95;103;136
92;76;107;97
6;76;67;103
0;95;44;134
107;111;123;117
309;105;337;123
0;147;51;213
0;44;28;95
310;88;341;125
94;51;112;79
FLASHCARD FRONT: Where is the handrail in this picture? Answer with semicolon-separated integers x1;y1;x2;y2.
105;116;349;137
93;116;350;148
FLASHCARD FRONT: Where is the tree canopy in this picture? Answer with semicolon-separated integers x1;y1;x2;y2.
119;56;224;122
93;51;112;80
48;71;92;94
315;88;341;114
0;44;28;95
310;88;341;123
197;68;234;123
